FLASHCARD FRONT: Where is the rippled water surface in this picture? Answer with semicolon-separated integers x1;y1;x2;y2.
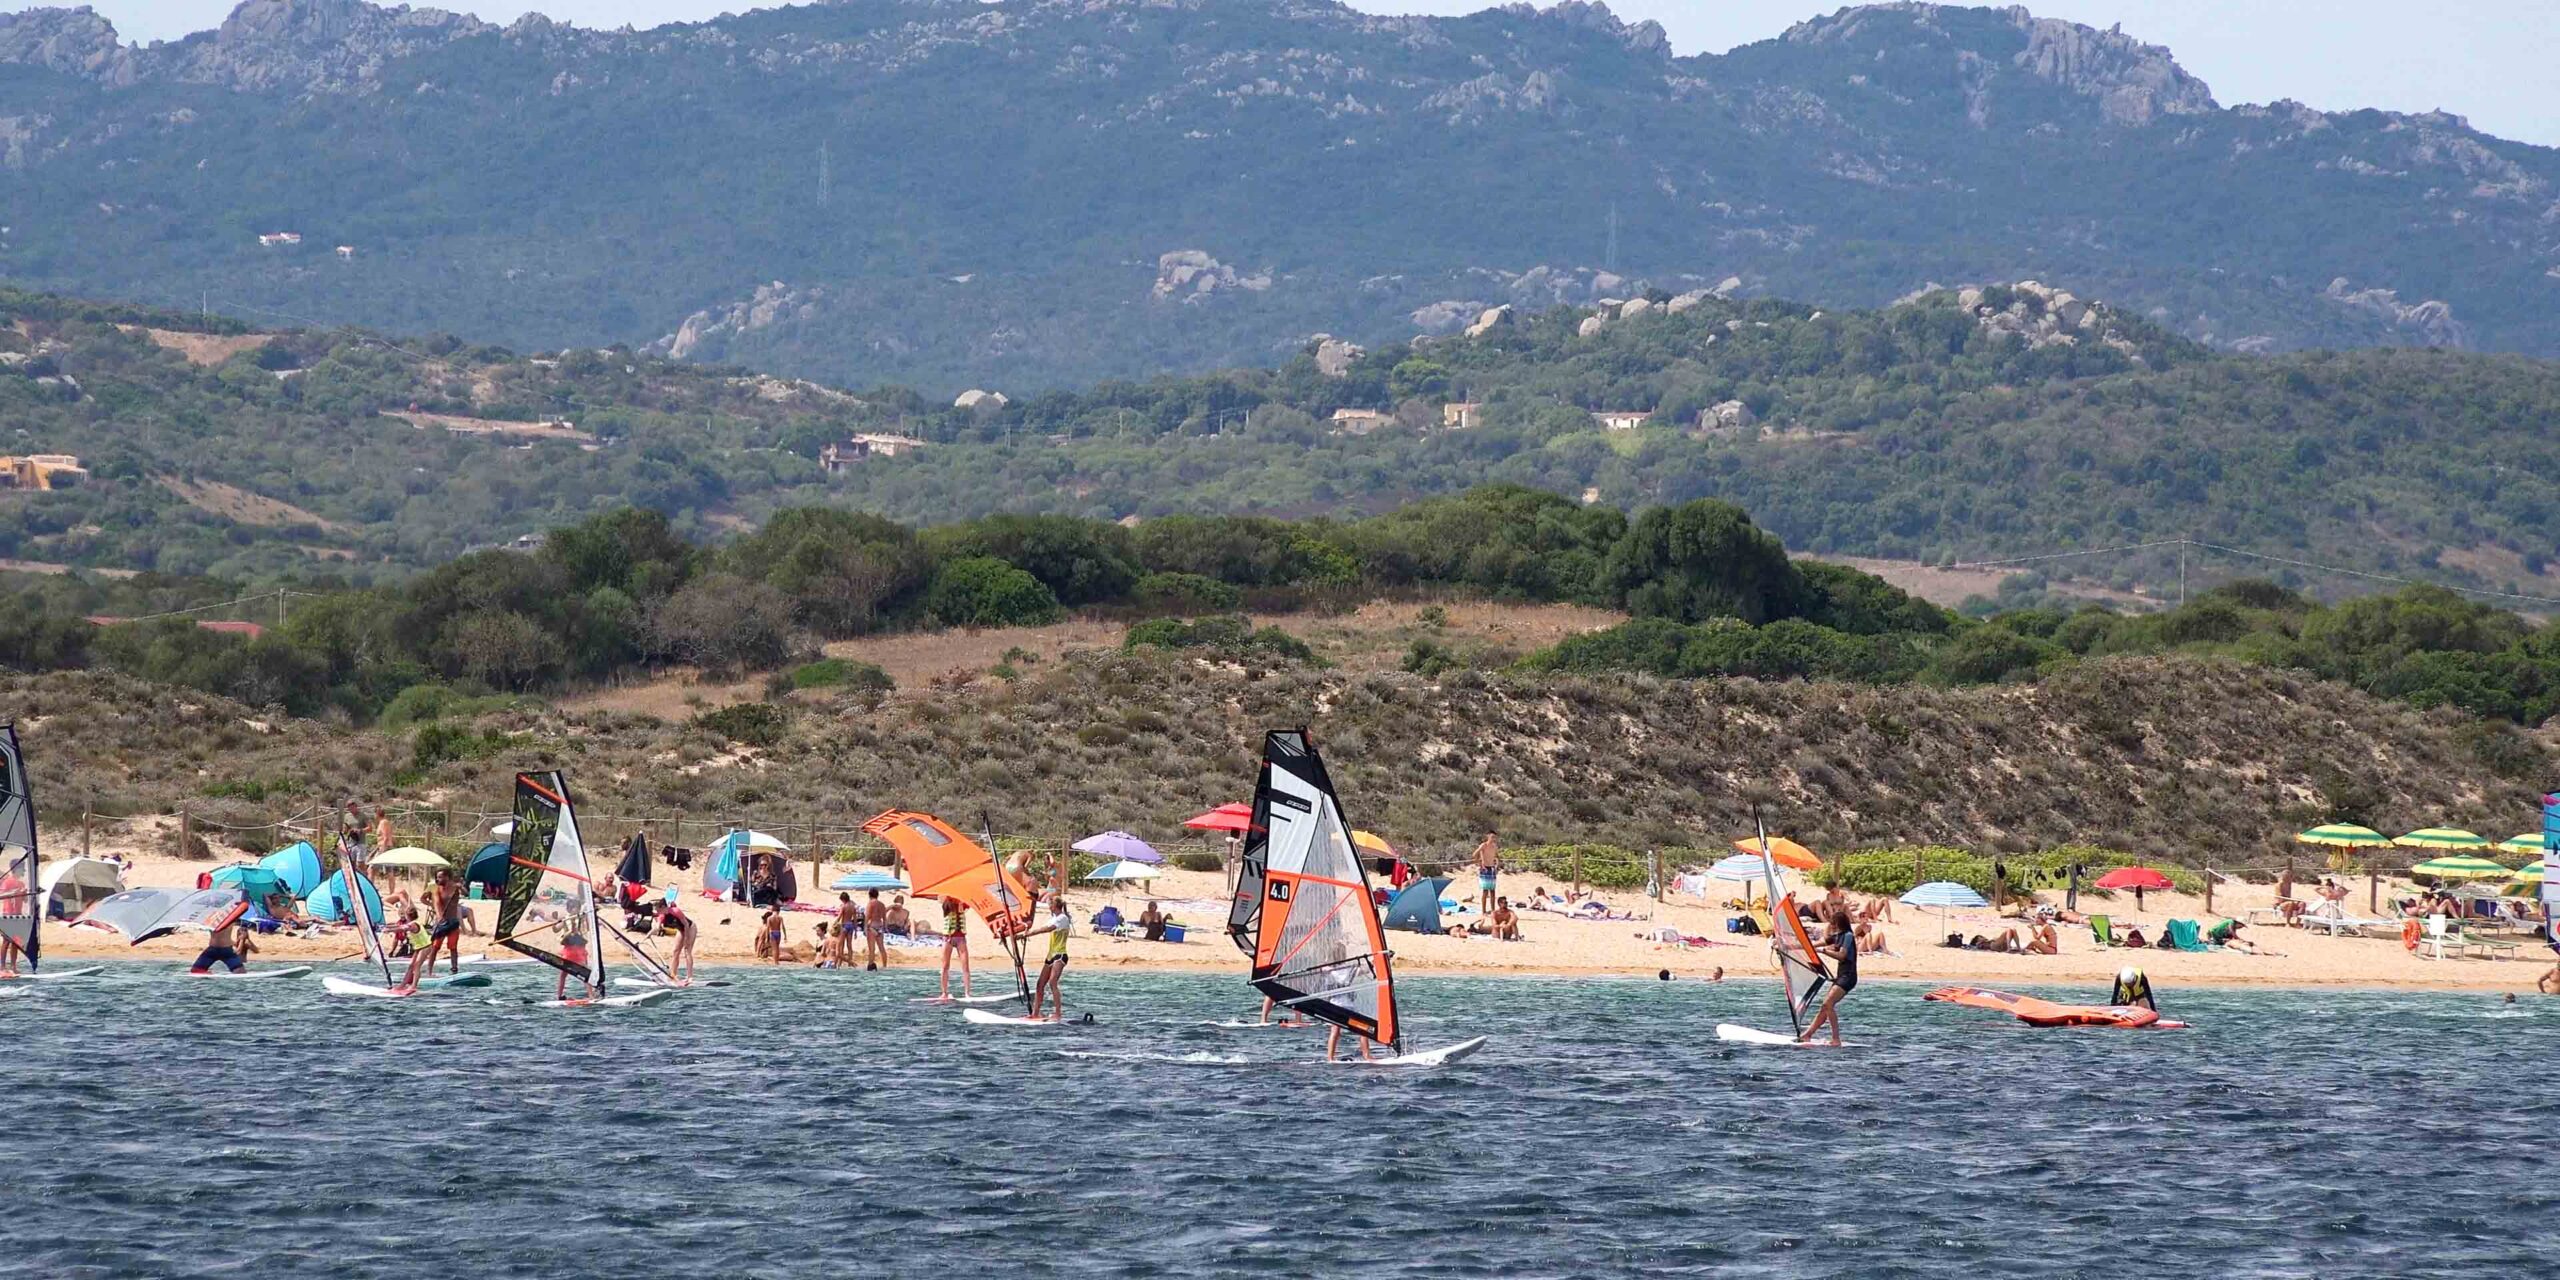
4;964;2553;1278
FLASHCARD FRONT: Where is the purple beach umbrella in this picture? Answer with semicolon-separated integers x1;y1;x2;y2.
1072;830;1164;865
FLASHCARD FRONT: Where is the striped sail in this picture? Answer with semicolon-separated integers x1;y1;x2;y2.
493;771;606;992
1245;730;1397;1050
0;726;37;972
1759;823;1830;1035
2542;793;2559;948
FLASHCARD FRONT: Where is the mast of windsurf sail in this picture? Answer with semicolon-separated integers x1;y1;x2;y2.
341;858;392;985
983;815;1032;1007
0;725;40;974
494;770;605;995
1757;817;1830;1039
2542;792;2559;961
1245;729;1399;1053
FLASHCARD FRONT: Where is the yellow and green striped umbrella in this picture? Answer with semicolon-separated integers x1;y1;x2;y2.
2407;855;2512;881
2393;827;2492;851
2296;823;2389;847
2499;833;2552;856
2512;861;2547;885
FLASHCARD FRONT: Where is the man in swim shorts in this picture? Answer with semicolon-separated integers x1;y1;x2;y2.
190;918;255;974
1023;893;1072;1022
1471;831;1500;913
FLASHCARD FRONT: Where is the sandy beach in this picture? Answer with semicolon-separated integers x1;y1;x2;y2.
33;843;2555;995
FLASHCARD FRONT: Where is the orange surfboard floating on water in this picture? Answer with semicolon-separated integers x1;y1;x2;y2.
1922;985;2187;1029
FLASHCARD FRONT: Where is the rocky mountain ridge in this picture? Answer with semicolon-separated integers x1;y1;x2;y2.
0;0;2549;387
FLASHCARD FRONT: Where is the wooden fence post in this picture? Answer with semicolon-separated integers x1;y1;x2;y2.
1650;848;1662;902
2369;868;2380;915
2203;868;2215;916
179;808;193;859
81;802;92;859
1571;846;1584;898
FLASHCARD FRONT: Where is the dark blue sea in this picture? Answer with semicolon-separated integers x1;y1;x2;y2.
3;965;2550;1278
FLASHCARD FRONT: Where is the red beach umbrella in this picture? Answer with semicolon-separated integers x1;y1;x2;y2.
2092;867;2174;891
1183;803;1254;833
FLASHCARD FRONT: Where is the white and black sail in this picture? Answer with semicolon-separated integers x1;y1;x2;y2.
492;771;607;993
1241;729;1398;1051
0;725;38;973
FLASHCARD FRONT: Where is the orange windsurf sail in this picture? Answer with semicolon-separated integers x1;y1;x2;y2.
861;810;1032;937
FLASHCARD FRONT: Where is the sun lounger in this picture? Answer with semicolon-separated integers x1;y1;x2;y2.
2089;915;2117;948
2417;915;2465;960
2459;926;2519;960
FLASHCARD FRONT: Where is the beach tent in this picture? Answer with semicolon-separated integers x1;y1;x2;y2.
208;863;288;905
464;841;511;897
258;842;324;898
36;857;123;919
1384;877;1449;934
305;870;385;926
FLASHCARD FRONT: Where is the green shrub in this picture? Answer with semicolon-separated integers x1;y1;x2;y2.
925;557;1063;628
694;702;791;748
1171;851;1224;873
791;657;894;692
1122;614;1321;665
1818;845;2200;899
1131;571;1242;614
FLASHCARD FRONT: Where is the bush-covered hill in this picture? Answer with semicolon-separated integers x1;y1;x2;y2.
10;650;2546;862
17;283;2560;602
0;0;2554;389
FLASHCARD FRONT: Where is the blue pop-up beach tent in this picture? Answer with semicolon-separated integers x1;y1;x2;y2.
305;870;384;926
1384;877;1449;935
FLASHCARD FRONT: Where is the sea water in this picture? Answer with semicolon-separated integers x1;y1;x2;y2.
2;965;2550;1277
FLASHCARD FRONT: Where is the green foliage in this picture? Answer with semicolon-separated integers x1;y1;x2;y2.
925;557;1063;628
409;722;523;774
722;508;929;637
1170;851;1225;874
694;702;791;749
1819;846;2200;899
1130;571;1242;614
1610;499;1807;624
790;658;894;693
926;515;1138;606
1122;615;1321;665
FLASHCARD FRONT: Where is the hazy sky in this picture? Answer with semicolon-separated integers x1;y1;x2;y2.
60;0;2560;145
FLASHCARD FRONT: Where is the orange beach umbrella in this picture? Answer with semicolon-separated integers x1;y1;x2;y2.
1731;835;1822;872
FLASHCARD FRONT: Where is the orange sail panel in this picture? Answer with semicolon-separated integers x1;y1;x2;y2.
1923;986;2164;1029
862;811;1032;937
1245;730;1397;1051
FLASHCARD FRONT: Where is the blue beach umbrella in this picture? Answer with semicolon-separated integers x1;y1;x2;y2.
1072;830;1163;865
829;869;910;893
1900;882;1991;909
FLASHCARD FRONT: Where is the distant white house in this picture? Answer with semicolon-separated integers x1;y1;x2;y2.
1329;408;1394;435
1442;401;1483;430
821;433;930;472
257;231;302;247
1592;409;1650;431
334;245;354;260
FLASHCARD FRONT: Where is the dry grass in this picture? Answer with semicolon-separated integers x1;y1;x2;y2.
1819;555;2154;610
386;410;598;444
117;326;278;366
11;651;2548;871
155;476;348;533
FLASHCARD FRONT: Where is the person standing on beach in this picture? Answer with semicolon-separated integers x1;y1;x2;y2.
665;895;698;983
833;893;859;967
1797;901;1857;1046
863;889;890;970
1023;893;1072;1022
760;904;788;965
1471;832;1501;913
935;895;972;1000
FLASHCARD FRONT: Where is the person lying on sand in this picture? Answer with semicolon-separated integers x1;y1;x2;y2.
1944;929;2025;953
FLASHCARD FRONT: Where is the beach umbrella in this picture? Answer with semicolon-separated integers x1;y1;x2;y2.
2394;828;2491;851
2093;865;2174;911
1900;880;1990;934
2092;867;2175;892
712;829;790;855
370;847;449;869
35;857;123;918
2514;862;2547;886
829;869;911;892
1729;835;1822;872
1183;804;1254;833
2449;880;2508;900
1082;860;1163;883
464;842;512;897
2295;823;2389;848
490;820;514;838
2498;833;2551;856
1073;831;1164;864
1351;830;1397;856
2407;855;2512;881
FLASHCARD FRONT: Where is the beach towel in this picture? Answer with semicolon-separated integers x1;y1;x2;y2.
2089;915;2116;948
2165;918;2208;952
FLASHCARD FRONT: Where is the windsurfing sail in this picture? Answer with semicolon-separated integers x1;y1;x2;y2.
1226;805;1268;953
1244;729;1397;1051
1758;820;1831;1037
2542;792;2559;954
0;725;39;972
493;771;606;993
339;859;394;985
74;886;248;944
861;811;1034;937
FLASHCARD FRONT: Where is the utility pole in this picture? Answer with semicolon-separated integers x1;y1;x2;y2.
1604;202;1619;275
817;140;832;210
2179;541;2188;606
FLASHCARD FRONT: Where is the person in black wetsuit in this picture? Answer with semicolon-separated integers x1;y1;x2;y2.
1798;902;1857;1046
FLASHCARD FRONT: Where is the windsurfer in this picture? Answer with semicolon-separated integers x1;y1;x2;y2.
1325;1024;1376;1062
189;918;255;974
1024;893;1072;1022
1797;902;1856;1046
423;870;463;975
936;896;972;999
557;919;593;1002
